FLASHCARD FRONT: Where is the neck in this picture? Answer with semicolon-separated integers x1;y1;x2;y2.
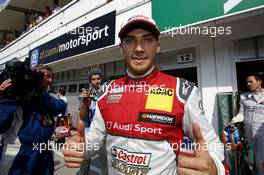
127;66;155;79
254;88;264;93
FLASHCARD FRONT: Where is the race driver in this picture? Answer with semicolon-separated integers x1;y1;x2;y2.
64;14;225;175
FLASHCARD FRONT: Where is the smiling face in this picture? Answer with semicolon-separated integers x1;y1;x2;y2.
120;29;160;76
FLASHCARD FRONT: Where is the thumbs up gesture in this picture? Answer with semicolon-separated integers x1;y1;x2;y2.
64;120;85;168
177;123;217;175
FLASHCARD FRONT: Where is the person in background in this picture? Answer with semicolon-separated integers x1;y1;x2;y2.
44;6;52;19
52;0;61;14
54;88;68;146
0;79;15;164
0;64;66;175
77;67;108;175
230;72;264;175
57;88;68;117
64;15;225;174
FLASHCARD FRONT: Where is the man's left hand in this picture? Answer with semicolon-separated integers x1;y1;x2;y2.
177;123;217;175
0;79;12;92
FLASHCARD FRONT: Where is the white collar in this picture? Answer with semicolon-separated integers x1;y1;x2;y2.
127;66;155;79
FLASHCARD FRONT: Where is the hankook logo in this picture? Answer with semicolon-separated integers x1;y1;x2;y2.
138;112;175;125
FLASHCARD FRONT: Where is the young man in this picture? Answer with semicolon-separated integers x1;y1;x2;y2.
78;67;108;175
0;64;66;175
230;73;264;175
79;67;103;122
64;15;224;175
57;88;68;117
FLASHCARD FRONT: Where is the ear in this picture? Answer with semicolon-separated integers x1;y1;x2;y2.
156;41;160;53
119;43;123;55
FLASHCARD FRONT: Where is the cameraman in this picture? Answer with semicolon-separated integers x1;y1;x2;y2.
0;64;66;175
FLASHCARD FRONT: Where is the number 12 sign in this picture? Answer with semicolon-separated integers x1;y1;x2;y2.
176;52;194;64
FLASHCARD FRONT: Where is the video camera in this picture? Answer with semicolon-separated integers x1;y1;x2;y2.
0;58;42;102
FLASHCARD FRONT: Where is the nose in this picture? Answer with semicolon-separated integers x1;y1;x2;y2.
47;77;53;83
134;40;144;53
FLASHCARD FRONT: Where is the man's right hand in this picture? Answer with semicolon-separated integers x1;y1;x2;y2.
81;88;89;102
64;120;85;168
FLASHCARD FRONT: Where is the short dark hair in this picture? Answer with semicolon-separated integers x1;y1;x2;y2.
59;88;65;96
32;64;52;72
247;72;263;81
88;67;103;83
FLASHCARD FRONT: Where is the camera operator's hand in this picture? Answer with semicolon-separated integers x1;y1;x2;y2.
0;79;12;92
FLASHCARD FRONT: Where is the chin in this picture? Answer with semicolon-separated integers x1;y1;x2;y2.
134;68;149;76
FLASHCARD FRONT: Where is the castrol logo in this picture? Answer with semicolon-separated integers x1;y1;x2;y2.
111;146;151;166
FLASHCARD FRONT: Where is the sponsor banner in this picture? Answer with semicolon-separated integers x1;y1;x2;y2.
29;11;116;67
138;112;175;125
152;0;264;31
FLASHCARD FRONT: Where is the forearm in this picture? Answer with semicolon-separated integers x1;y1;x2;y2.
80;101;88;121
231;113;244;122
182;87;224;175
84;105;106;159
0;99;17;133
39;92;66;115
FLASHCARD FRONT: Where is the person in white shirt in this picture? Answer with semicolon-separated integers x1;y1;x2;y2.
230;72;264;175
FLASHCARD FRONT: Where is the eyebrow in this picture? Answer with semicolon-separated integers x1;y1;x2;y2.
125;34;156;38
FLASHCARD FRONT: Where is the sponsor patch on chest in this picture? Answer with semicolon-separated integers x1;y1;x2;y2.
106;122;163;135
145;87;174;112
138;112;175;125
111;146;151;174
107;94;122;103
